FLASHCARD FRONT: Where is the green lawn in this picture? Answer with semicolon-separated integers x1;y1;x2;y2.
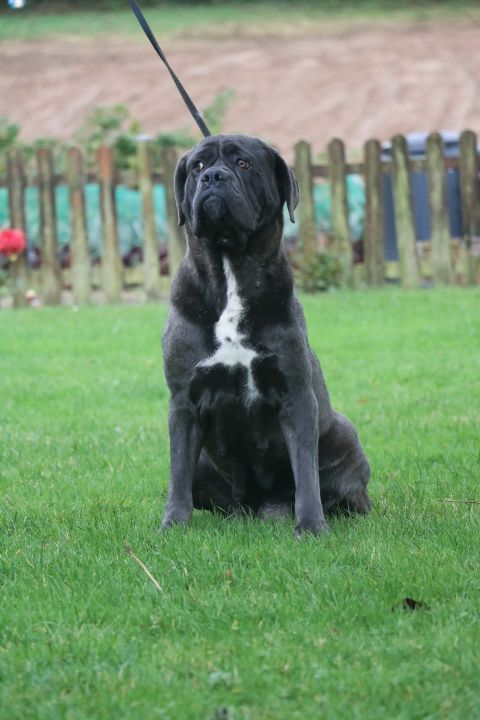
1;1;480;41
1;288;479;719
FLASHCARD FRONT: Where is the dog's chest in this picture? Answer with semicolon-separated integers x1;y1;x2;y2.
198;257;258;402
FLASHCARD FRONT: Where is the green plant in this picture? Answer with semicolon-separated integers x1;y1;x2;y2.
202;88;236;135
293;249;342;292
153;128;197;151
21;136;69;178
73;104;142;170
153;88;236;153
0;117;67;181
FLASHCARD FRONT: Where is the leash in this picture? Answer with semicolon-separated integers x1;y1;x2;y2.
128;0;211;138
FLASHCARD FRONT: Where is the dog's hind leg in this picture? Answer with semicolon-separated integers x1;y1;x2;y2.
318;412;371;516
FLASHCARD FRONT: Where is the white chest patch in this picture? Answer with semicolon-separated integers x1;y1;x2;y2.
199;257;258;402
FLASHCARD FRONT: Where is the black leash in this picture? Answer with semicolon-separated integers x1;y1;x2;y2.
128;0;211;138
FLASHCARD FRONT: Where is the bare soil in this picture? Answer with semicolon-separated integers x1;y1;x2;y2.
1;20;480;161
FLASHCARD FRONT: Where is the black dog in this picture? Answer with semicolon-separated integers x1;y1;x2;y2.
161;134;371;535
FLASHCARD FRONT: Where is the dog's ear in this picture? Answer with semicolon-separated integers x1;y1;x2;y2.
174;151;189;226
274;151;299;223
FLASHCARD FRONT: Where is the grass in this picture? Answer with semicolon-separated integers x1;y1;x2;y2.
1;287;479;719
1;1;480;41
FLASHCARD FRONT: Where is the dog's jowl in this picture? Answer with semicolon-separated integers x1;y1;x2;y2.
161;134;371;535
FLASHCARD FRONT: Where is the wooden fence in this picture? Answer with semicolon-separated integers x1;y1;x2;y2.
1;130;479;307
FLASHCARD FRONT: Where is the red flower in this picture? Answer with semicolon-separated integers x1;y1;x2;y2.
0;228;26;256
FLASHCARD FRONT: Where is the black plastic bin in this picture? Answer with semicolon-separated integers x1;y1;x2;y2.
381;131;465;261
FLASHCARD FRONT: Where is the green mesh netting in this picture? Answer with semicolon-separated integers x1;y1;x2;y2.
0;175;365;252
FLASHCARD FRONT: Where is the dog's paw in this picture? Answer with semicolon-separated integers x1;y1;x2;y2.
294;515;331;537
160;505;192;531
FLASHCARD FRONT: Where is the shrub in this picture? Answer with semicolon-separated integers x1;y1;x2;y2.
73;104;142;171
293;249;342;293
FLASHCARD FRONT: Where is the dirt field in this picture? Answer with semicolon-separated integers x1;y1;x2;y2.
2;20;480;161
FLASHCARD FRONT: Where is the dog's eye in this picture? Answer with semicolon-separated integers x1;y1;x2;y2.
193;161;204;173
236;158;250;170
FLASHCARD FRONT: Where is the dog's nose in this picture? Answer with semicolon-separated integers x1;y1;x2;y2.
201;167;229;185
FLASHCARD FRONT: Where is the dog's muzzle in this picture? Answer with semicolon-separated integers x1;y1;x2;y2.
193;167;236;228
190;163;259;242
201;194;226;222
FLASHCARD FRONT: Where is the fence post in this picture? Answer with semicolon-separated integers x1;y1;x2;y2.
7;149;28;307
67;147;91;304
328;138;352;285
97;145;123;302
293;140;316;267
426;133;451;285
391;134;420;288
37;148;62;305
137;140;161;298
363;139;384;287
459;130;479;285
161;146;185;280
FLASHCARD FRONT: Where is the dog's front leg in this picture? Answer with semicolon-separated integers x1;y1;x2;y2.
161;400;200;530
280;391;330;537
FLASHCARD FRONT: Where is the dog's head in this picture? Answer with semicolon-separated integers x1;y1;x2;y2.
174;134;298;253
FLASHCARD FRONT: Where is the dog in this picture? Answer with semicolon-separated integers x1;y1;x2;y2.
161;134;371;535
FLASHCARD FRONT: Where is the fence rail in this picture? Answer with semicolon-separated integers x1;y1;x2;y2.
1;130;479;306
